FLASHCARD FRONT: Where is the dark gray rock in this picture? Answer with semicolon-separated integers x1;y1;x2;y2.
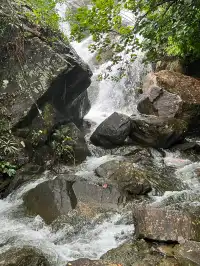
95;161;152;198
0;0;92;175
73;181;121;209
95;160;120;179
23;177;77;224
90;112;131;148
95;160;186;197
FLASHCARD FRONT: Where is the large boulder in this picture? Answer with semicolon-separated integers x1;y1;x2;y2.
90;112;131;148
133;204;200;242
130;115;187;148
137;70;200;134
23;176;121;224
0;247;50;266
0;0;92;174
95;161;152;197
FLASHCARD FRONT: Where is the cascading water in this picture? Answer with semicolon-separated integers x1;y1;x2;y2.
1;3;200;266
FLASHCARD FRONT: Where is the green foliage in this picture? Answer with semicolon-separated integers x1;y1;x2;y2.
67;0;200;69
16;0;65;30
0;135;19;156
0;161;17;177
51;127;75;162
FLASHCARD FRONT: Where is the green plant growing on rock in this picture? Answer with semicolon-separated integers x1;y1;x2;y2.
51;127;75;164
0;136;19;156
0;161;17;177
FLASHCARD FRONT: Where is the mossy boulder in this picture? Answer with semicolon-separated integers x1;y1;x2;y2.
0;0;92;176
130;115;188;148
95;161;185;197
101;240;180;266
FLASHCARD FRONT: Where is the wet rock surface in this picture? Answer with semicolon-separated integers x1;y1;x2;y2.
23;176;77;224
0;247;50;266
0;0;92;189
174;240;200;265
101;239;180;266
90;112;131;148
3;164;45;198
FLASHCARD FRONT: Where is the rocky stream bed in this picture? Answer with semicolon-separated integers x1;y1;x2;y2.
1;1;200;265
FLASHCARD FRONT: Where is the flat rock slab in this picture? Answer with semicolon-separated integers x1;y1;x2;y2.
133;205;200;242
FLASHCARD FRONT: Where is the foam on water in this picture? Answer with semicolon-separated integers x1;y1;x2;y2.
75;155;122;179
0;170;133;265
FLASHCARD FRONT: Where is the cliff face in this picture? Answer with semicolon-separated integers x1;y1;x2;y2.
0;0;92;130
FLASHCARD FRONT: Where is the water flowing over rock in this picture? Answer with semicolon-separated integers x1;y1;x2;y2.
130;115;187;148
3;164;45;198
137;70;200;134
90;112;131;148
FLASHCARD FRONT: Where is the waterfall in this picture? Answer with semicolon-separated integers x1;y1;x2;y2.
57;3;151;124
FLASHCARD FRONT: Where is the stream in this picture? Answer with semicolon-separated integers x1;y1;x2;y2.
0;4;200;266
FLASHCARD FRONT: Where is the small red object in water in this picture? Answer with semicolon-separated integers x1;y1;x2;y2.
103;183;108;188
